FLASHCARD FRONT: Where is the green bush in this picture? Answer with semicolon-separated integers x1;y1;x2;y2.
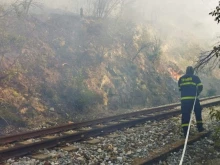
210;107;220;150
206;88;217;97
210;107;220;121
0;104;26;127
61;87;102;111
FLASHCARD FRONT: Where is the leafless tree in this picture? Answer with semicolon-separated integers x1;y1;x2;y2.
194;47;220;71
92;0;119;18
195;1;220;71
0;0;42;18
73;0;131;18
14;0;42;17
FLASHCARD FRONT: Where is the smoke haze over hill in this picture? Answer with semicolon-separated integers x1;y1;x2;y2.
2;0;220;40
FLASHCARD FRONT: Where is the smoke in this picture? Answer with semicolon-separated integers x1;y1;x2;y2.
1;0;220;41
132;0;220;41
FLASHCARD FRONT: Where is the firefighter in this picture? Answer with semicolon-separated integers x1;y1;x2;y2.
178;66;205;137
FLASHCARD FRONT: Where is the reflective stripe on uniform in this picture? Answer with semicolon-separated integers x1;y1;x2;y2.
182;123;189;127
181;96;197;100
180;82;196;86
197;83;203;86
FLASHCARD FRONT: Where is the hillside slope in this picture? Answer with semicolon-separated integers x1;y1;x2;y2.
0;11;219;133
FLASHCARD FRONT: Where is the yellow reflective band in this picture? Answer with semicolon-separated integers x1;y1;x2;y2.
182;124;189;127
181;77;192;82
180;82;196;86
181;96;197;100
197;83;203;86
197;121;203;123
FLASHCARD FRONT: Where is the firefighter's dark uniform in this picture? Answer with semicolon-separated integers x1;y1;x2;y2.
178;66;204;137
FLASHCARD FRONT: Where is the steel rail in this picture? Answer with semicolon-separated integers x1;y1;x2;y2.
136;131;211;165
0;104;179;145
0;98;219;162
0;96;219;145
0;110;180;161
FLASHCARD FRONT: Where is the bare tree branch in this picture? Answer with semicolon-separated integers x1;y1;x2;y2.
195;1;220;71
132;45;147;61
194;47;219;72
0;0;42;18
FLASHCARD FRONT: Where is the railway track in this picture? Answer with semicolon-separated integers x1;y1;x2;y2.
135;131;211;165
0;96;220;162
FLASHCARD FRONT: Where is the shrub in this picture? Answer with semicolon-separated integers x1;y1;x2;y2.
61;87;102;111
209;107;220;150
207;88;217;97
0;104;26;127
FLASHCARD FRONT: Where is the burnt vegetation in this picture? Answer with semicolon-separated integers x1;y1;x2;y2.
0;0;219;131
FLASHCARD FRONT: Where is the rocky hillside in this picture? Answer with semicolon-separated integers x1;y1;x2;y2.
0;9;219;133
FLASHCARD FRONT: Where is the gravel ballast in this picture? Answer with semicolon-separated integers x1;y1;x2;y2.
4;106;220;165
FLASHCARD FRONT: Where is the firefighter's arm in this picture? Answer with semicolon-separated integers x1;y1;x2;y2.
196;77;203;95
